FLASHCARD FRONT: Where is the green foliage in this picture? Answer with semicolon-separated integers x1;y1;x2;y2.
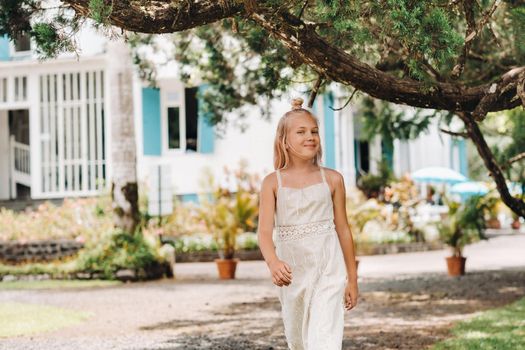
0;261;77;278
75;230;163;280
168;232;258;254
438;196;487;256
0;0;34;37
198;161;259;259
431;297;525;350
491;108;525;202
509;5;525;60
0;302;91;338
357;158;395;198
0;280;121;290
360;97;433;147
31;22;75;58
88;0;113;26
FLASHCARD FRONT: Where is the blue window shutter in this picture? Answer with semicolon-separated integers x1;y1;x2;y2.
180;193;199;204
381;140;394;170
197;85;215;154
142;87;161;156
0;35;10;61
323;92;336;168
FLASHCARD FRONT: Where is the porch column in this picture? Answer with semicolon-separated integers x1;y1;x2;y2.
28;74;41;198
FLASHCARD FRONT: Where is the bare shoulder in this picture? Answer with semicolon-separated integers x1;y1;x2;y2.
322;167;345;193
322;167;344;184
261;171;278;193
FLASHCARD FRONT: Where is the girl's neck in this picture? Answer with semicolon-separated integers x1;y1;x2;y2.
286;157;318;173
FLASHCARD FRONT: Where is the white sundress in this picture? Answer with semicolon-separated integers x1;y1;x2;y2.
274;167;347;350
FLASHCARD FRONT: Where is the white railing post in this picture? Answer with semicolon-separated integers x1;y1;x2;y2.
9;135;16;198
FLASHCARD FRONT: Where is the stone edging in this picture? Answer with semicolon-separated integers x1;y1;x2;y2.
0;239;84;263
0;239;445;264
357;241;446;256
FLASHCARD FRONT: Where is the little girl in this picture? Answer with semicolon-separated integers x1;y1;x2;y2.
257;98;359;350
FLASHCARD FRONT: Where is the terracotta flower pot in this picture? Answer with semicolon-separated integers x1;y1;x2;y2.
511;220;521;230
215;258;239;279
486;218;501;229
446;256;466;276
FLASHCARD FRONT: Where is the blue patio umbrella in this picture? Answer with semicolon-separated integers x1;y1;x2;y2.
508;182;524;195
450;181;489;196
411;167;468;184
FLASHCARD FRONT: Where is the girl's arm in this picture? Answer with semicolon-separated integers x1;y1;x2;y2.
257;173;292;287
330;170;359;310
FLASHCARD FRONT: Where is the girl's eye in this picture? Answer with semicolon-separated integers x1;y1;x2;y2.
297;131;305;134
312;130;319;134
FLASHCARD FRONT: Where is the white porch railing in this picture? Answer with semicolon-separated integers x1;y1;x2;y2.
10;135;31;194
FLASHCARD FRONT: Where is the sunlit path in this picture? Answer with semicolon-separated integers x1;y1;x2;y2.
1;232;524;350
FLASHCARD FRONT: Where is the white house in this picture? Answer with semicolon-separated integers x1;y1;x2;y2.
0;29;468;204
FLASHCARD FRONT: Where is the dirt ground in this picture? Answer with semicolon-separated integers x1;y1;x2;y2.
2;233;525;350
154;268;524;350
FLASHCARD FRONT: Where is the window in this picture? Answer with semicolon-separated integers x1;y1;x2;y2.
167;107;180;149
355;140;370;175
164;86;200;152
14;33;31;52
185;87;198;152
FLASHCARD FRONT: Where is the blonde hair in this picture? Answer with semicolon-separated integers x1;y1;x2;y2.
273;98;323;170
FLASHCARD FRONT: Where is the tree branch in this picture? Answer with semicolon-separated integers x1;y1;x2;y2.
63;0;245;33
458;112;525;218
249;9;522;114
330;88;358;111
472;67;525;121
61;1;523;114
439;128;469;138
451;0;501;80
451;0;476;80
501;152;525;170
517;70;525;107
307;75;323;108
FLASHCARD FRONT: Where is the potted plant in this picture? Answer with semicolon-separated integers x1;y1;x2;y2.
511;212;521;230
207;197;241;279
438;196;487;276
483;195;501;229
200;163;259;279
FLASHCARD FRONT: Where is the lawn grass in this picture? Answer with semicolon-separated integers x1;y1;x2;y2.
0;302;92;338
431;297;525;350
0;279;122;290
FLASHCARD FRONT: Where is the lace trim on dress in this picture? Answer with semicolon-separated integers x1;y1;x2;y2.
275;219;335;242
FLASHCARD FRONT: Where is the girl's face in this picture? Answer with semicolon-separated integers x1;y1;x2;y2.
285;113;320;161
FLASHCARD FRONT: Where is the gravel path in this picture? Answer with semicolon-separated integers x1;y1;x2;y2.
1;232;524;350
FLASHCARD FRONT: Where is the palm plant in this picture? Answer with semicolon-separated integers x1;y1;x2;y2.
439;196;487;257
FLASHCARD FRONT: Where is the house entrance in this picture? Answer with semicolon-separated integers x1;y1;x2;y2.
0;109;30;199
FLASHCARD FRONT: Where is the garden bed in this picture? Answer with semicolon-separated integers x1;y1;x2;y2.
0;238;446;265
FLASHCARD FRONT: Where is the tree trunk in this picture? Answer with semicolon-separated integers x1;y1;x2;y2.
460;113;525;218
107;41;140;233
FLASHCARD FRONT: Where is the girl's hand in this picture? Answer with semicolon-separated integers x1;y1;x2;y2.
344;281;358;311
268;260;292;287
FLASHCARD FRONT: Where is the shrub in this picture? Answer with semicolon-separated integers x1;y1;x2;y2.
75;229;164;280
438;196;487;257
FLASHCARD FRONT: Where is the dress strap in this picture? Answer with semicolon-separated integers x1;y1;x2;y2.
320;167;327;184
276;169;282;188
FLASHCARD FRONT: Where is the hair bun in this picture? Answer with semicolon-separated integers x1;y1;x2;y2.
291;98;304;110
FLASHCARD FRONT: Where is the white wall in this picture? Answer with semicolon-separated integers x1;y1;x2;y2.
0;111;9;199
393;118;453;177
136;97;290;195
